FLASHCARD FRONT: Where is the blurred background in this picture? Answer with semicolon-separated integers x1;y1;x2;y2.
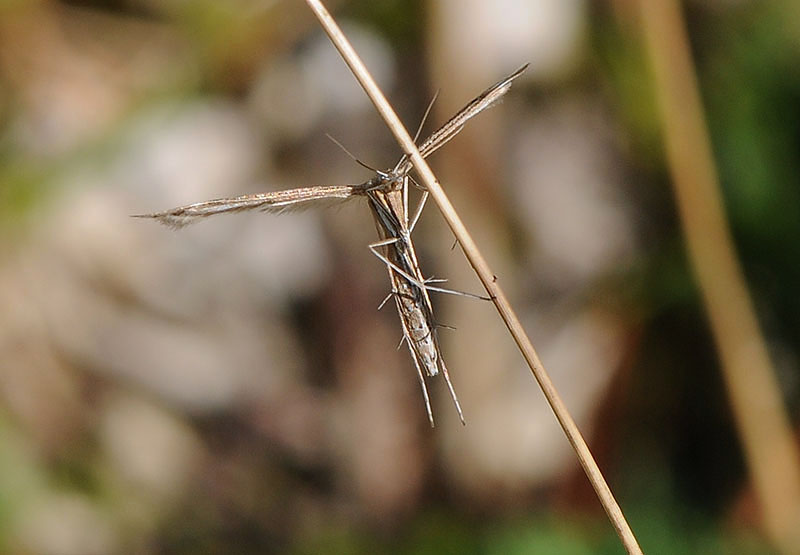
1;0;799;553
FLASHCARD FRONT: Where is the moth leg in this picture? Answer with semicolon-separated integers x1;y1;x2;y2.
368;241;425;287
439;358;465;425
405;338;435;427
377;290;396;310
409;191;429;233
423;283;491;301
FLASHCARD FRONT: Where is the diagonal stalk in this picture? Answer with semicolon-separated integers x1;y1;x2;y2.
304;0;643;552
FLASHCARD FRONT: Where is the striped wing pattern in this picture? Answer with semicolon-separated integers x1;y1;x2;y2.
134;185;360;228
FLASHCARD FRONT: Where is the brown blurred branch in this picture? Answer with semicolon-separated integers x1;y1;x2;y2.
638;1;800;551
303;0;643;553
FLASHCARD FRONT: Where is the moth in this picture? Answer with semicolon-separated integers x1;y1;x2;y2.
136;64;528;426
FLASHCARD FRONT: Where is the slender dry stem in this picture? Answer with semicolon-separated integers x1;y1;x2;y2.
639;1;800;551
304;1;643;552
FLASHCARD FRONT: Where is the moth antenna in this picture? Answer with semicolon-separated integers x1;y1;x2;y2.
325;133;378;173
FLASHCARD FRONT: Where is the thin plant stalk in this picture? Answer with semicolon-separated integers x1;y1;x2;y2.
638;0;800;551
304;0;643;553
